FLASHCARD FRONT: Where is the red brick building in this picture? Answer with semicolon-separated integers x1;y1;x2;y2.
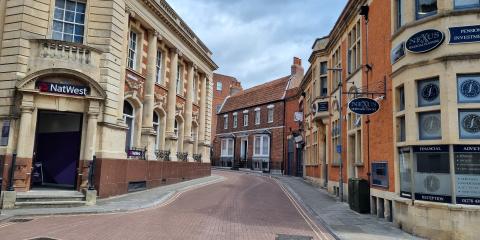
212;73;243;146
212;58;303;174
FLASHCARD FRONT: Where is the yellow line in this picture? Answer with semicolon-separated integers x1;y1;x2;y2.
274;178;335;240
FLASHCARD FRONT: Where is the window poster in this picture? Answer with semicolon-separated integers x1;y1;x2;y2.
399;148;412;198
454;145;480;205
413;146;452;203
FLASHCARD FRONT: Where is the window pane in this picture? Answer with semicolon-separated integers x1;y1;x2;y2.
66;0;76;11
73;36;83;43
255;137;260;155
418;78;440;107
76;1;86;12
53;21;63;32
399;148;412;198
262;136;269;155
65;10;75;22
416;0;437;19
419;111;441;140
455;0;480;8
64;23;74;34
52;31;63;41
74;25;84;35
414;148;451;203
55;0;65;8
63;33;73;42
458;75;480;103
459;110;480;139
54;8;64;20
75;13;85;24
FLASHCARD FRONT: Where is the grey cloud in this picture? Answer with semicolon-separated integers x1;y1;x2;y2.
167;0;347;88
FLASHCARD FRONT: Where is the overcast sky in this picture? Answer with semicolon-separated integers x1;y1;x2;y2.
167;0;348;89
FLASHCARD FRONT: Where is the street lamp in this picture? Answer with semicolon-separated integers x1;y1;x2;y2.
328;68;344;202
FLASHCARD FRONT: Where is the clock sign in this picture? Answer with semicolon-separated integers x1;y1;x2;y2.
422;83;440;102
462;114;480;134
423;115;441;135
460;79;480;98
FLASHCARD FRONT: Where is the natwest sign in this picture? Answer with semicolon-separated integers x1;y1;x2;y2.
37;82;89;96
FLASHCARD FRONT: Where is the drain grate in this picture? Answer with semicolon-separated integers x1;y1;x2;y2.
28;238;59;240
276;234;313;240
9;218;33;223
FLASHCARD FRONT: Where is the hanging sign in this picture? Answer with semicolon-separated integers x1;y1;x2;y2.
317;101;329;112
449;25;480;44
454;145;480;205
37;82;89;96
406;29;444;53
348;98;380;115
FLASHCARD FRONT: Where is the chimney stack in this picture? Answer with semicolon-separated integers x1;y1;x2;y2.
289;57;304;89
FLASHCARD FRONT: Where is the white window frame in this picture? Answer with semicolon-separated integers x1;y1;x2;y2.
217;81;223;91
233;112;238;128
123;101;135;151
348;21;361;75
155;49;163;84
153;112;161;150
224;114;228;129
221;138;234;157
128;31;138;70
243;111;249;127
255;108;261;125
52;0;87;43
176;64;183;95
267;105;274;123
253;135;270;157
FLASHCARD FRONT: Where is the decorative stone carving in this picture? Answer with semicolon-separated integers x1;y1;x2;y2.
154;93;166;108
126;78;142;91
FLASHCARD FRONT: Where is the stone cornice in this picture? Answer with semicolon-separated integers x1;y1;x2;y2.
135;0;218;71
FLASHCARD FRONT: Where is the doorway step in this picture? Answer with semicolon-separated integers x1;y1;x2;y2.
14;190;86;208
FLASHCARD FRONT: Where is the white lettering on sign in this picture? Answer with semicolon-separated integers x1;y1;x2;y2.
419;146;441;151
38;82;89;96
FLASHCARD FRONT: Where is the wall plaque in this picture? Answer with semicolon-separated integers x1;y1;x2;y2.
406;29;444;53
449;25;480;44
454;145;480;205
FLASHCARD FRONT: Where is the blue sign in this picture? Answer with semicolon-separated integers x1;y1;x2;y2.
317;101;328;112
336;145;342;153
348;98;380;115
391;42;405;64
37;81;90;96
406;29;444;53
372;162;388;188
449;25;480;44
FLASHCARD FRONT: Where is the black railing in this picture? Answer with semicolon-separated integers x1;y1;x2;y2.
127;147;147;160
177;152;188;162
7;153;16;191
88;155;96;191
155;150;171;161
193;154;202;162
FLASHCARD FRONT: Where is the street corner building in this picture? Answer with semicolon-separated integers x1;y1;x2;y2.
0;0;217;207
212;58;304;175
300;0;480;239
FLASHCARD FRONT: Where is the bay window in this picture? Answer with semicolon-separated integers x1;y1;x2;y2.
416;0;437;19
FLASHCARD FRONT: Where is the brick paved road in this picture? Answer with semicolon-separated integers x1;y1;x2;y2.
0;171;332;240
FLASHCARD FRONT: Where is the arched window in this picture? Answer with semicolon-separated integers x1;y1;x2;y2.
153;112;161;150
123;101;135;151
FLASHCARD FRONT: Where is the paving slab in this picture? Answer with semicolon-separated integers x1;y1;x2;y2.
0;175;224;220
274;175;424;240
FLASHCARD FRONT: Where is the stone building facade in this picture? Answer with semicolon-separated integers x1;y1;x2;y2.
212;58;303;174
300;0;480;239
0;0;217;203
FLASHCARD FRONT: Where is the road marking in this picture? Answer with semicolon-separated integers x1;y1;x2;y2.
273;178;336;240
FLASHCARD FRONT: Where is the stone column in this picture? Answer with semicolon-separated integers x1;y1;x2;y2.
141;30;158;160
183;63;195;161
165;48;179;160
83;102;100;161
17;95;35;159
197;74;207;161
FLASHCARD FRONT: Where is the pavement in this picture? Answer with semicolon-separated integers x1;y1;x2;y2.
0;171;327;240
274;175;423;240
0;174;224;220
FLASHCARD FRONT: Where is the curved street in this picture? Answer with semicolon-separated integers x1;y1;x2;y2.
0;171;332;240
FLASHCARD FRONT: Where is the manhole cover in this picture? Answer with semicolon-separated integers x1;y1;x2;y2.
9;218;33;223
276;234;313;240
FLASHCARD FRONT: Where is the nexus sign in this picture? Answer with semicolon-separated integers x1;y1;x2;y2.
37;82;89;97
348;97;380;115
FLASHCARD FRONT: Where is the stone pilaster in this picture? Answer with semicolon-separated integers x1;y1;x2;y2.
17;94;35;159
83;101;100;161
198;74;207;161
141;30;158;160
165;48;179;161
183;63;195;161
117;6;133;124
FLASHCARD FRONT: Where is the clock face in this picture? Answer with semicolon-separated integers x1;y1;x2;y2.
423;115;441;135
460;79;480;98
424;175;441;193
422;83;440;102
462;114;480;134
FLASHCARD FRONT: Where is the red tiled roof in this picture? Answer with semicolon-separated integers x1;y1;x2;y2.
219;76;290;114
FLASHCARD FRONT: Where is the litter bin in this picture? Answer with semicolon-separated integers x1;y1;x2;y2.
348;178;370;213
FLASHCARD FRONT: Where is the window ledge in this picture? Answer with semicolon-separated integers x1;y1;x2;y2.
354;162;364;167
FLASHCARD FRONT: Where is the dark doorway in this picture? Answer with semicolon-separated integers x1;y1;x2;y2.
31;111;83;190
296;147;303;177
